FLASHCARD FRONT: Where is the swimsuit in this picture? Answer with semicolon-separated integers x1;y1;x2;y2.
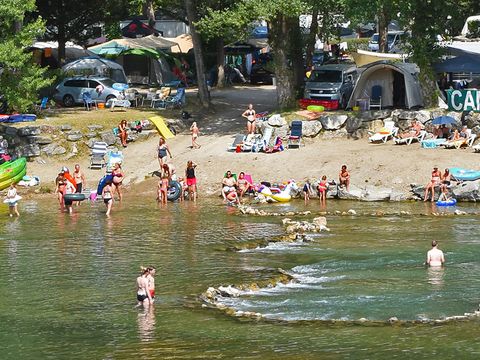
318;181;327;193
137;289;148;302
75;182;83;193
103;189;112;204
246;110;255;123
186;167;196;186
158;145;168;159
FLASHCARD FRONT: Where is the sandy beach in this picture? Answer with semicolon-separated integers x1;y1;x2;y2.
26;85;480;198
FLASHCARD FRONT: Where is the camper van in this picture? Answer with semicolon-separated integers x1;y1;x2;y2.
303;64;358;109
368;31;405;52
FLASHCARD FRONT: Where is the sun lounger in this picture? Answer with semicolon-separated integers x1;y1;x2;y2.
90;141;108;169
394;130;427;145
368;120;398;143
257;127;274;152
288;120;303;148
227;134;246;152
444;132;476;149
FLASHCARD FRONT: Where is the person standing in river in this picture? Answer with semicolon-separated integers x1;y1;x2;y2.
426;240;445;267
146;266;156;303
136;267;153;307
73;164;86;206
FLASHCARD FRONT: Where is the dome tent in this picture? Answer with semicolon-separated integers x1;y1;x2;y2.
62;56;128;84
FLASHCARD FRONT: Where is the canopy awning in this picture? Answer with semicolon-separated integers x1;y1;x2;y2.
89;35;178;56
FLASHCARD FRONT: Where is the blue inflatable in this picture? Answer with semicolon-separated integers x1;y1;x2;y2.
450;167;480;181
436;198;457;207
112;83;129;91
97;174;114;195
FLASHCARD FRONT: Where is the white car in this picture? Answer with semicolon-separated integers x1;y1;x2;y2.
54;77;124;107
368;31;405;53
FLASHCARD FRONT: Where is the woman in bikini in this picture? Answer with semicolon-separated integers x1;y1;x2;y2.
439;168;452;200
317;175;328;207
136;267;153;307
118;120;128;147
55;170;67;211
242;104;256;134
112;163;124;201
156;137;172;170
424;166;442;202
190;122;201;149
102;180;114;216
237;172;251;200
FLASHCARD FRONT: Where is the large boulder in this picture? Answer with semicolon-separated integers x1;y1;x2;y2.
452;181;480;201
273;124;290;139
18;126;41;137
41;143;67;156
59;124;72;131
267;114;287;127
27;135;52;145
16;144;40;157
320;114;348;130
301;120;322;137
337;184;398;201
67;132;83;141
100;131;117;146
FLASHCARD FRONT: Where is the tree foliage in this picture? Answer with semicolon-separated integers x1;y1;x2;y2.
0;0;52;112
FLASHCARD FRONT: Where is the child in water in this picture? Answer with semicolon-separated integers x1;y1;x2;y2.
5;183;20;217
303;180;313;203
102;181;114;216
190;122;201;149
157;174;169;204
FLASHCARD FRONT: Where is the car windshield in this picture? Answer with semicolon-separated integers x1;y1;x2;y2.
309;70;342;83
100;79;115;87
371;34;379;43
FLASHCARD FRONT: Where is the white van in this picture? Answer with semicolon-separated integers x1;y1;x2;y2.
368;31;405;53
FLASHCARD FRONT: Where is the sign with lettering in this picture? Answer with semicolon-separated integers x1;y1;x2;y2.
447;89;480;112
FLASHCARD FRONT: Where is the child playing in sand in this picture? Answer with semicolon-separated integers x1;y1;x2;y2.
157;174;169;204
190;122;201;149
4;183;20;217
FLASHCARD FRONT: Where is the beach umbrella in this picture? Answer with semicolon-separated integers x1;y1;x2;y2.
432;115;457;125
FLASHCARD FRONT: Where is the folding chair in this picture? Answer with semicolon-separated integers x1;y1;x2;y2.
369;85;382;110
90;141;108;169
82;92;96;111
288;120;303;148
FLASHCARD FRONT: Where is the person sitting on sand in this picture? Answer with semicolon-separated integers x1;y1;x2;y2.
398;120;422;139
222;171;237;200
237;172;251;200
339;165;350;192
424;166;441;202
426;240;445;267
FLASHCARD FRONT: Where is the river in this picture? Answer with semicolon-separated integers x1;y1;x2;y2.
1;196;480;359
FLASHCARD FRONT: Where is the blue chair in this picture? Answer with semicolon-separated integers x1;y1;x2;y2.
162;87;186;109
288;120;303;148
370;85;382;110
82;92;96;111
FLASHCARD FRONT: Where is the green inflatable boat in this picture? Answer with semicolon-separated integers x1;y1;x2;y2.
0;158;27;190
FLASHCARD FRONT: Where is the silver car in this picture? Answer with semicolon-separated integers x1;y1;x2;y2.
54;77;123;107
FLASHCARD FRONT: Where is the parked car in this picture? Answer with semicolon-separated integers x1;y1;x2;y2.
303;64;358;109
367;31;405;52
54;77;124;107
250;65;274;85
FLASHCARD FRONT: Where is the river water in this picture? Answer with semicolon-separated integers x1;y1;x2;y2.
1;196;480;359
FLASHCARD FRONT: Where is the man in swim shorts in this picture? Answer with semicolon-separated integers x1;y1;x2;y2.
426;240;445;267
73;164;86;205
222;171;237;200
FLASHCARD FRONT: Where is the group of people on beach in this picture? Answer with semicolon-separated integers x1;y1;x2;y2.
221;171;253;204
156;137;198;204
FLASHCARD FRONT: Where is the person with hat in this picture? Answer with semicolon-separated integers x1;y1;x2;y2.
425;240;445;267
424;166;442;202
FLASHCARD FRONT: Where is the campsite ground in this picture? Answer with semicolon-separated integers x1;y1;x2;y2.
26;85;480;197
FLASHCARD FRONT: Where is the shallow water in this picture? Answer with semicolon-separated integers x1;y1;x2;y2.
1;197;480;358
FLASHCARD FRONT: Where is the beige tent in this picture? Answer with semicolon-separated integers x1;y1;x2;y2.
165;34;193;53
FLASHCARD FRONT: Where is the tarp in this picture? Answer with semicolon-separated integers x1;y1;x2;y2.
62;56;128;83
165;34;193;53
347;61;423;109
121;19;159;38
89;35;178;56
434;54;480;73
30;41;94;67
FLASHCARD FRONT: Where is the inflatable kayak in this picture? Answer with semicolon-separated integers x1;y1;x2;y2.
0;114;37;123
97;174;114;195
449;167;480;181
436;198;457;207
64;193;86;202
0;158;27;190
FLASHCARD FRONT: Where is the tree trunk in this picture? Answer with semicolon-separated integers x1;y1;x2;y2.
288;17;304;98
305;7;319;68
378;7;389;53
184;0;210;109
143;0;156;29
216;38;225;88
57;18;66;66
269;14;296;109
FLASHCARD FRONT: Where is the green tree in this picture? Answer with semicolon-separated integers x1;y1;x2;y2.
0;0;52;112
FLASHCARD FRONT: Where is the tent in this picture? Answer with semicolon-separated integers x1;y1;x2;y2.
165;34;193;53
62;56;128;83
347;61;423;109
434;54;480;73
121;19;159;38
30;41;94;68
89;35;178;56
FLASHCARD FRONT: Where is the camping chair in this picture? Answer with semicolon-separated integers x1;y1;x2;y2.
151;87;171;109
162;87;186;109
288;120;303;148
34;97;49;112
369;85;382;110
394;130;427;145
368;120;398;143
141;88;157;107
124;89;139;107
227;134;246;152
90;141;108;169
82;92;96;111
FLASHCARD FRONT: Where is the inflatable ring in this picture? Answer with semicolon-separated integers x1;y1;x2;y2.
64;193;86;202
307;105;325;112
167;181;182;201
436;198;457;207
